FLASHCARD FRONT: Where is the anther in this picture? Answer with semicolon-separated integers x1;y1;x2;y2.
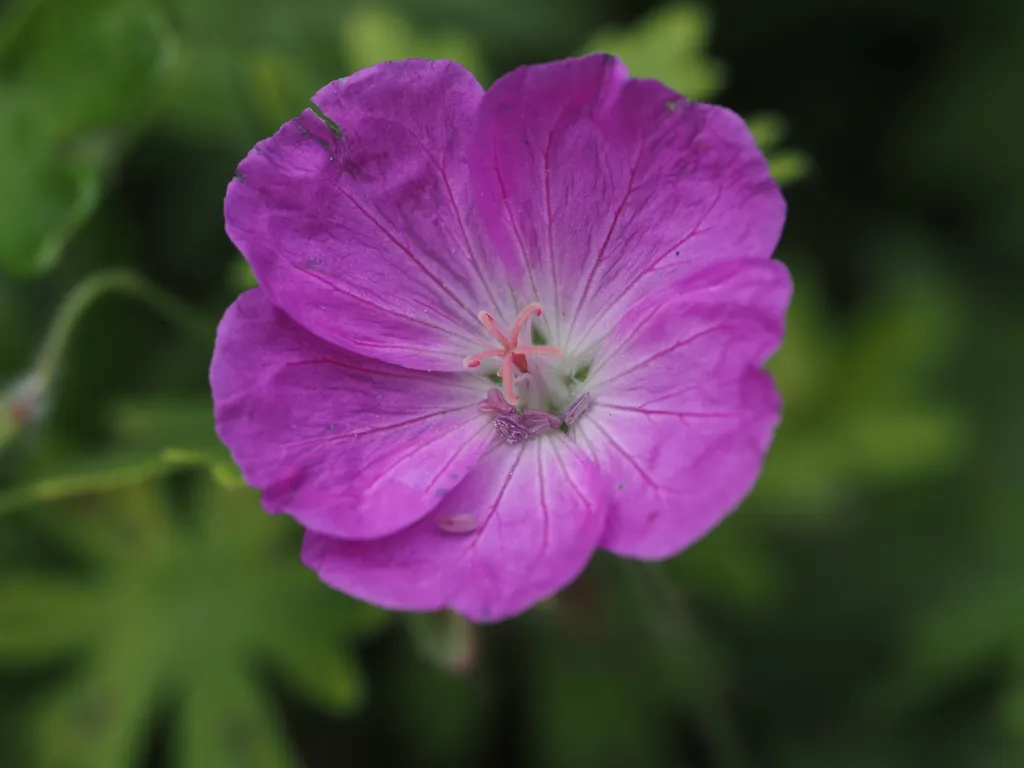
477;389;517;416
494;414;529;444
562;393;593;427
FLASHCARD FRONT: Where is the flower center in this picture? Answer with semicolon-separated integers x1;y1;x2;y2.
463;303;563;406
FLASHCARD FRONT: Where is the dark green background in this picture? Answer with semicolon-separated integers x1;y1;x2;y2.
1;0;1022;765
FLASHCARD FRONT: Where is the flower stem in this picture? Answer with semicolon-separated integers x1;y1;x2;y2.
32;268;213;381
2;269;213;456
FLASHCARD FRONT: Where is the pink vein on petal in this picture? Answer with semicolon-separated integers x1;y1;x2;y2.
493;137;535;305
287;407;476;449
590;324;731;389
405;129;504;311
425;420;495;492
464;445;526;556
588;421;664;496
536;445;550;554
282;358;481;391
543;125;562;338
579;157;735;345
566;141;645;341
290;264;478;345
597;403;747;419
322;174;476;317
362;417;490;495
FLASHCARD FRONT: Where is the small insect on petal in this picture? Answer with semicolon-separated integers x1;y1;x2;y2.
493;414;529;444
562;393;593;427
436;514;480;534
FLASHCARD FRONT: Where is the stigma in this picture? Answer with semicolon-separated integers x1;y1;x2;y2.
463;303;563;406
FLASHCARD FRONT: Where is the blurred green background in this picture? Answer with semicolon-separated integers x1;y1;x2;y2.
1;0;1022;765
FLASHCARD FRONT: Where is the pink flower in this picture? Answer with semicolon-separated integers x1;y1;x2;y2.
210;55;790;622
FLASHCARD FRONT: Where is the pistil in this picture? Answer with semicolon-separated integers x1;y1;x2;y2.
464;303;563;405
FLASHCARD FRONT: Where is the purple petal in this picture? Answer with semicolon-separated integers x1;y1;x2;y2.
226;60;508;371
210;289;493;539
575;259;791;559
301;438;608;622
468;54;785;348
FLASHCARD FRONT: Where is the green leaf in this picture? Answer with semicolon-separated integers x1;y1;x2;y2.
341;8;488;81
0;577;102;663
767;147;813;187
4;480;388;766
34;644;163;768
580;6;810;188
0;0;178;275
158;0;341;144
262;616;368;714
0;449;226;518
758;263;965;508
747;112;791;150
581;2;726;101
176;668;297;768
0;397;238;519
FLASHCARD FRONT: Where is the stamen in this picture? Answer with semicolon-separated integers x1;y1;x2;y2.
463;347;506;369
477;311;510;348
478;389;517;416
500;354;518;405
509;345;562;358
562;393;593;427
509;303;543;347
464;303;564;406
521;410;561;434
494;414;529;444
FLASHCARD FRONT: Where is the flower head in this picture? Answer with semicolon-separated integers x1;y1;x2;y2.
211;54;791;622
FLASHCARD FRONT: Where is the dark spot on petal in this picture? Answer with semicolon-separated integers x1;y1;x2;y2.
617;483;626;490
666;98;681;113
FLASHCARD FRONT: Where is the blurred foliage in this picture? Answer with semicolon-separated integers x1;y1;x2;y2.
1;0;1021;766
0;0;178;275
0;479;385;767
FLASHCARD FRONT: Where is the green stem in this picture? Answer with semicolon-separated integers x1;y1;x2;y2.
32;268;213;382
620;560;748;768
2;270;212;456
